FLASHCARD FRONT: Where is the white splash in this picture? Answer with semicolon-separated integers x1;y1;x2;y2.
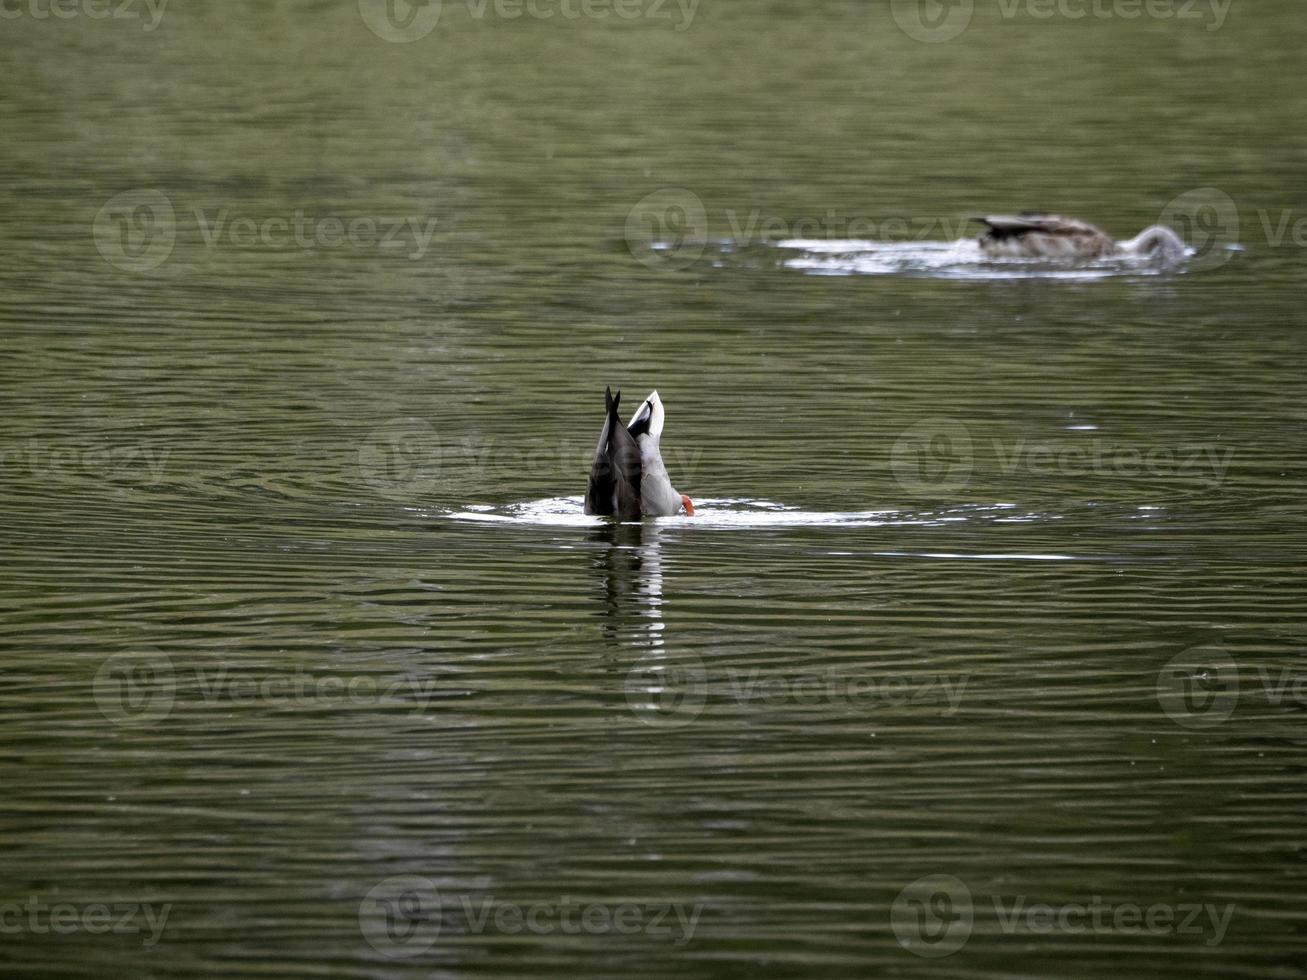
773;238;1191;281
449;497;1029;530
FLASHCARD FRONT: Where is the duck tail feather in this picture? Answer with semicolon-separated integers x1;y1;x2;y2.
586;385;642;518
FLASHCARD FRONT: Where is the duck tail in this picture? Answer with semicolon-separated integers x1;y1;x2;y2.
585;386;643;518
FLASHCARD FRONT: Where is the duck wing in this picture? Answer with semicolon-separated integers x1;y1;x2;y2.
973;214;1105;237
584;387;642;518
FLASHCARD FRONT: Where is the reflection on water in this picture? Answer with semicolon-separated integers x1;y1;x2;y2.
591;519;666;654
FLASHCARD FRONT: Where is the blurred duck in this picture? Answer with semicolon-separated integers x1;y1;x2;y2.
974;214;1187;264
584;388;694;519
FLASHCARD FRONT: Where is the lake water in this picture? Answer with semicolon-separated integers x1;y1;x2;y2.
2;1;1305;977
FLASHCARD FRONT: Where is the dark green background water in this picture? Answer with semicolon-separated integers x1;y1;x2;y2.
2;1;1305;977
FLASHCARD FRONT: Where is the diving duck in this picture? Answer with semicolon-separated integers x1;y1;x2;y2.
584;388;694;519
974;214;1187;264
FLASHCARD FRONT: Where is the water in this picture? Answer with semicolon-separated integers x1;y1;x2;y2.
2;2;1306;977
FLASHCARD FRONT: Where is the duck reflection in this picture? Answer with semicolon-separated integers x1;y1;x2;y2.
590;520;709;729
590;520;664;653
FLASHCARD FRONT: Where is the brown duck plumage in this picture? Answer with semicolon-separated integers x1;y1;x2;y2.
974;214;1118;260
973;213;1188;264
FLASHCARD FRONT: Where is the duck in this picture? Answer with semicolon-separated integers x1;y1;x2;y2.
973;214;1187;265
584;388;694;519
